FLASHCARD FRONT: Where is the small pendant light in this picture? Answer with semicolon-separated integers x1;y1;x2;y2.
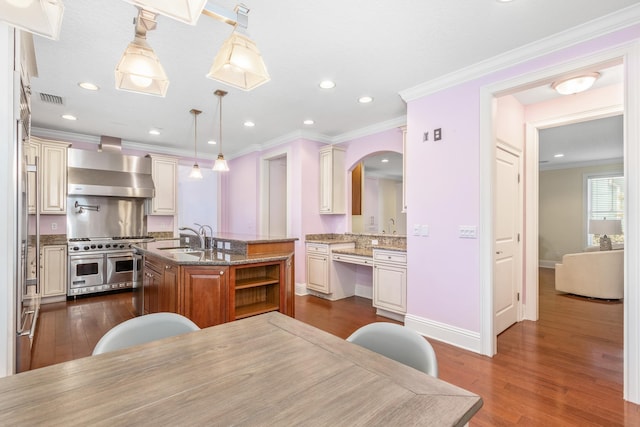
212;89;229;172
189;108;203;179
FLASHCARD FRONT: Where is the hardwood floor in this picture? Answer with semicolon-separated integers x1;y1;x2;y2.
30;269;640;425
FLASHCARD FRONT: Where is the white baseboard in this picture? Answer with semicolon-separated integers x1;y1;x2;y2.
539;259;558;269
404;314;482;354
295;282;309;295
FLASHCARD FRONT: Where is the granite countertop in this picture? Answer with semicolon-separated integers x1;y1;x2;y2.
332;248;373;257
305;238;358;245
133;240;293;266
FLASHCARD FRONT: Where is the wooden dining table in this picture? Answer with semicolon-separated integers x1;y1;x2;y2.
0;312;482;426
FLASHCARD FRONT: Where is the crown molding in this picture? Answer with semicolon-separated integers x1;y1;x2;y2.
400;4;640;102
332;116;406;144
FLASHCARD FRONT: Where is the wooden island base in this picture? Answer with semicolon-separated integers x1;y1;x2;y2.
138;237;295;328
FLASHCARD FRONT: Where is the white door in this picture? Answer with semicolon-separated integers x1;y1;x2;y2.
494;146;522;335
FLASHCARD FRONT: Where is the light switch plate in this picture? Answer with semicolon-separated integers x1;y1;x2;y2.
420;225;429;236
413;224;421;236
459;225;477;238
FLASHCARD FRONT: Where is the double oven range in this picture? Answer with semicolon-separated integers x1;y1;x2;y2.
68;236;151;297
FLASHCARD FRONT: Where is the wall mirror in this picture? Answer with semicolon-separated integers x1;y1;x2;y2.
351;151;406;235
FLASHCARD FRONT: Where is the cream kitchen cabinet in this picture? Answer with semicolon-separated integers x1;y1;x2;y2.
306;242;356;300
29;137;69;214
373;249;407;318
319;146;345;214
41;245;67;299
147;155;177;215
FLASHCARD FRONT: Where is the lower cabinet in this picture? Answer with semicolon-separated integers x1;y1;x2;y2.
182;266;229;328
373;250;407;315
143;254;294;328
41;245;67;298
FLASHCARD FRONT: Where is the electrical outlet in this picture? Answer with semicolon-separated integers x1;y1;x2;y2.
459;225;477;239
420;225;429;236
51;222;57;230
423;132;429;141
371;239;379;245
434;128;442;141
413;224;421;236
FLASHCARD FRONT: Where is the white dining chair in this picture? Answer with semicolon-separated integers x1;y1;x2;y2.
346;322;439;377
92;312;200;355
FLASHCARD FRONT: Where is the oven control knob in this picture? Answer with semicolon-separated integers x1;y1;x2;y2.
119;244;125;249
83;246;90;250
97;244;103;249
72;246;79;251
90;244;96;249
105;244;111;248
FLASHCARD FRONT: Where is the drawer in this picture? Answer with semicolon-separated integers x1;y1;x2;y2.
306;244;329;254
332;253;373;266
373;250;407;264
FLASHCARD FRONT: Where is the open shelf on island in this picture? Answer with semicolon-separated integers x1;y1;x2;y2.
233;262;281;320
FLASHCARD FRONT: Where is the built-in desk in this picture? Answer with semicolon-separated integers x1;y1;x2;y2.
307;241;407;321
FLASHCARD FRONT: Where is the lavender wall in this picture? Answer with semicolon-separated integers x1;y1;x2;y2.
405;24;640;333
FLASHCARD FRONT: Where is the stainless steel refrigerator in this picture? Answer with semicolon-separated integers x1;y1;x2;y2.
15;98;40;373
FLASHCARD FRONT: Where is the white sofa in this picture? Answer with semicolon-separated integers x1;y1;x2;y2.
555;250;623;299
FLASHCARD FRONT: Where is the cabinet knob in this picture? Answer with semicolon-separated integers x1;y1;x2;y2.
219;271;224;275
165;265;171;270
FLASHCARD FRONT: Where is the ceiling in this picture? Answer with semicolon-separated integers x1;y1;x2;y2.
27;0;639;160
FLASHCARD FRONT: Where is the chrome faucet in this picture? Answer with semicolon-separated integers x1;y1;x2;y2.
194;223;213;238
179;226;205;249
388;218;395;234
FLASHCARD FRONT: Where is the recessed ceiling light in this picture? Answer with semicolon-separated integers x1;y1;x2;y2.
319;80;335;89
244;121;255;127
208;140;217;145
149;129;161;135
358;96;373;104
303;119;314;125
554;153;565;158
78;82;99;91
62;114;77;121
381;158;389;163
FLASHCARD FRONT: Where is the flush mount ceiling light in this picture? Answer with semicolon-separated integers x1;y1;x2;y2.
115;8;169;97
0;0;64;40
206;4;270;91
61;114;76;121
358;96;373;104
212;89;230;172
551;72;600;95
122;0;207;25
189;108;203;179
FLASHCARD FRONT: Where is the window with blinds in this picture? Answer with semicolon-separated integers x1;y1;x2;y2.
587;174;624;245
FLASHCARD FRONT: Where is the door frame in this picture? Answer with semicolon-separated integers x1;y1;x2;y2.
258;148;292;236
479;42;640;402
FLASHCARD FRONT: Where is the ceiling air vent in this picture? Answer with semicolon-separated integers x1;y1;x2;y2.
39;92;64;105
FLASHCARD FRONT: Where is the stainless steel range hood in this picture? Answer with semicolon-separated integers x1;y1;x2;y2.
67;147;155;198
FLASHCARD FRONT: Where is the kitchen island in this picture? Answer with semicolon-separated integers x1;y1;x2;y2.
134;235;296;328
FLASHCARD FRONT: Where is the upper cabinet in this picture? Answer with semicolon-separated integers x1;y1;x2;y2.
147;155;177;215
28;137;69;214
319;146;345;214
